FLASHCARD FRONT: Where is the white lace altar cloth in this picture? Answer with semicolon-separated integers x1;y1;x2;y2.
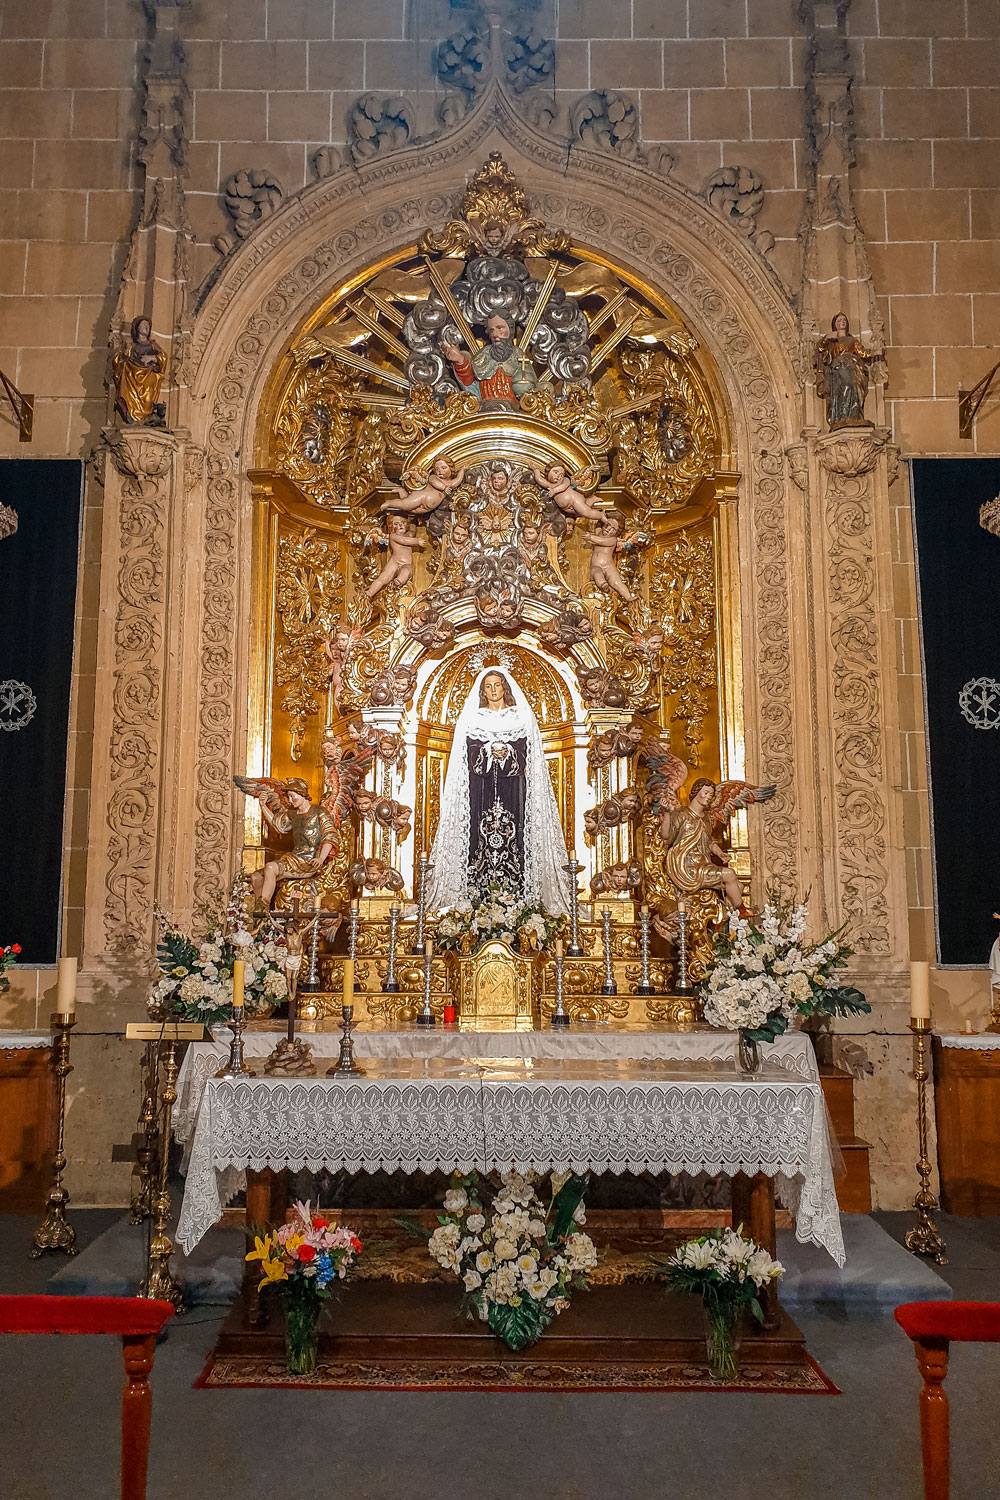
174;1053;845;1266
173;1025;820;1147
938;1032;1000;1050
0;1030;52;1050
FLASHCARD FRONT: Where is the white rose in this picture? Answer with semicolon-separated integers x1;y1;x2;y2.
466;1213;486;1233
443;1188;469;1213
517;1253;537;1276
494;1238;517;1261
475;1250;493;1273
463;1270;482;1291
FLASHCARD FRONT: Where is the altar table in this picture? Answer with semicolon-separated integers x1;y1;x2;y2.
173;1023;823;1147
174;1053;845;1266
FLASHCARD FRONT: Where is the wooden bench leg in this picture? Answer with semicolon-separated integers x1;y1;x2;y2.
915;1336;950;1500
120;1332;156;1500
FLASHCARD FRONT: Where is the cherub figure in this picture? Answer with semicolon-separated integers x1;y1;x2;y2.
532;462;604;523
583;510;635;603
643;739;776;912
583;786;642;842
349;856;405;894
381;456;466;515
366;514;425;600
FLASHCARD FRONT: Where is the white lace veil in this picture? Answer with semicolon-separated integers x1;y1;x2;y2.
426;668;572;914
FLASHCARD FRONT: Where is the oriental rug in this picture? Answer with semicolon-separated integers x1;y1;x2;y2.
196;1349;838;1394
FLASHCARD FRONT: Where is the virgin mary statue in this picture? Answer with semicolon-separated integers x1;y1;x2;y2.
426;668;572;913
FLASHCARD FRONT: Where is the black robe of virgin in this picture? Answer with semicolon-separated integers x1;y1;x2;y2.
466;735;527;898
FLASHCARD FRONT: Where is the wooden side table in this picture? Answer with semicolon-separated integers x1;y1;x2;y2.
0;1033;56;1211
932;1035;1000;1215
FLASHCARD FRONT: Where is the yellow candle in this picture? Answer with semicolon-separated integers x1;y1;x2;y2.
342;957;354;1001
910;960;930;1020
424;938;434;958
641;903;649;916
555;937;564;957
55;957;77;1017
232;958;245;1010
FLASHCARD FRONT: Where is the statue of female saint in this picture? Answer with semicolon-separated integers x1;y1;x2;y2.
813;312;880;427
425;669;572;913
111;315;166;426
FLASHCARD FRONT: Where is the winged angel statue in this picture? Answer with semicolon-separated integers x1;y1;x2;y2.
235;734;375;907
643;740;775;912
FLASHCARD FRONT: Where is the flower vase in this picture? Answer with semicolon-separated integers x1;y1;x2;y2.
703;1300;743;1382
737;1031;761;1076
284;1282;323;1376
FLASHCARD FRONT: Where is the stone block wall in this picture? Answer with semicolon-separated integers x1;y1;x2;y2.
1;0;998;1201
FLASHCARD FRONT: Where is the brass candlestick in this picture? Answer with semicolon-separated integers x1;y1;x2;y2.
904;1016;947;1265
128;1038;159;1224
31;1014;78;1258
327;1005;366;1077
138;1038;184;1308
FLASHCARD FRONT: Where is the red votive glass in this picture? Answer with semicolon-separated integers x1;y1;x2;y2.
443;1004;457;1024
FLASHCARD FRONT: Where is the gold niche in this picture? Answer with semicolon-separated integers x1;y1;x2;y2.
243;158;747;1017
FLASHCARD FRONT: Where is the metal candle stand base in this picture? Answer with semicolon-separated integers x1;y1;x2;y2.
327;1006;366;1078
31;1015;78;1259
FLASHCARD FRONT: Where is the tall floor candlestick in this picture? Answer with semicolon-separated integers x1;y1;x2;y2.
31;1013;78;1258
348;900;362;991
904;1016;947;1265
138;1038;184;1308
600;907;618;995
564;853;585;956
637;904;654;995
674;900;694;996
551;943;569;1027
383;903;401;992
412;853;432;955
417;939;435;1026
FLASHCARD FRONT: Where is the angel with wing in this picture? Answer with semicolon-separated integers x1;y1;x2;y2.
643;739;776;911
531;461;605;524
234;734;375;908
233;775;339;908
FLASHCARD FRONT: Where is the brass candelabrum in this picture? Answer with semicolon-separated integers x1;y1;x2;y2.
138;1037;185;1308
31;1013;78;1258
904;1016;947;1266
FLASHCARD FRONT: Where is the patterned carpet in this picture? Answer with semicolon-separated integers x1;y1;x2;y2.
197;1350;838;1393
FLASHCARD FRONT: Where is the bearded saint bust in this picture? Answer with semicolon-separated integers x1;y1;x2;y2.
441;313;537;411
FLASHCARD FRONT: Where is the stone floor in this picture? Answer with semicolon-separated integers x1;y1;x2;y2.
1;1210;998;1500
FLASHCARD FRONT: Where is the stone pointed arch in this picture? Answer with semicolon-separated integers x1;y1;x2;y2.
86;91;905;986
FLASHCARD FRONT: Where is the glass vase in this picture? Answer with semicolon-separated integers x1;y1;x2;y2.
284;1281;323;1376
703;1300;743;1382
737;1031;761;1076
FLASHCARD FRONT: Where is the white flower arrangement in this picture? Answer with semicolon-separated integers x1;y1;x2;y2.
428;1171;596;1350
152;873;288;1024
662;1226;783;1321
433;883;566;956
701;896;870;1045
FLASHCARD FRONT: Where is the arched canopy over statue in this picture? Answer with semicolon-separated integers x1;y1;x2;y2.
426;668;572;914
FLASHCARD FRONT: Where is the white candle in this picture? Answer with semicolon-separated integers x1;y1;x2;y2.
910;960;930;1020
55;957;77;1017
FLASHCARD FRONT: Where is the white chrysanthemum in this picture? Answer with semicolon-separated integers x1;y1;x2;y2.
443;1187;468;1213
466;1213;485;1233
564;1232;597;1271
494;1238;517;1261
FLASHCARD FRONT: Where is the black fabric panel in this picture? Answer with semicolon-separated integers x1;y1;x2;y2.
0;461;82;962
912;458;1000;965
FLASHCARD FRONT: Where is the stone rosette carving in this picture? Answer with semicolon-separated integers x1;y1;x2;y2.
504;30;555;94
